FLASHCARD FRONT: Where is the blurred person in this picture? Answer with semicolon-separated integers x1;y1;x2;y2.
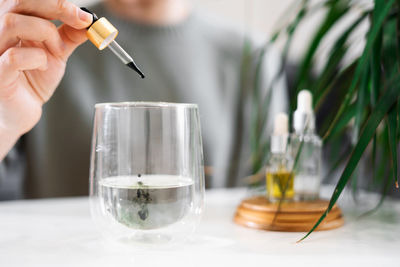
0;0;287;200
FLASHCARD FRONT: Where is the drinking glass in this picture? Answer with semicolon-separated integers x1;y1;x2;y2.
89;102;205;245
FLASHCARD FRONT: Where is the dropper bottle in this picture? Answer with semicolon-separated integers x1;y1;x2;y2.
81;7;145;78
266;113;294;202
290;90;322;201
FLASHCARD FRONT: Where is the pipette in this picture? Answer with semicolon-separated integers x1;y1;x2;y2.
81;7;145;78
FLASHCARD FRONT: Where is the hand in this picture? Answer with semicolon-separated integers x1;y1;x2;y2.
0;0;92;160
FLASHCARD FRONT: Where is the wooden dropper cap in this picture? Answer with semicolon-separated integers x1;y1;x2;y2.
81;7;119;50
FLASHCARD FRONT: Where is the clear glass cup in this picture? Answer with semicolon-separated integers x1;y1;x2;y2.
89;102;205;245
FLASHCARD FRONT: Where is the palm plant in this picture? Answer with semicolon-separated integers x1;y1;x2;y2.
246;0;400;240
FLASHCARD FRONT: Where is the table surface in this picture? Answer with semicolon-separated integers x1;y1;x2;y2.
1;187;399;267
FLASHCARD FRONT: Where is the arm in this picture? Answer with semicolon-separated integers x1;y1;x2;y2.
0;0;92;161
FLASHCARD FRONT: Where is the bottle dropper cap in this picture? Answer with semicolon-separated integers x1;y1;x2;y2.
294;89;315;134
297;90;313;113
81;7;118;50
274;113;288;135
271;113;289;153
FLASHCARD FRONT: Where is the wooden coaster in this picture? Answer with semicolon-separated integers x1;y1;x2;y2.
234;196;344;232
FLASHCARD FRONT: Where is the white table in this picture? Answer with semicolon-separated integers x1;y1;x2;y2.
1;187;399;267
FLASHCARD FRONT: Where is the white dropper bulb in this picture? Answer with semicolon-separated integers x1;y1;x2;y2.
297;90;313;113
294;89;315;133
274;113;289;135
271;113;289;153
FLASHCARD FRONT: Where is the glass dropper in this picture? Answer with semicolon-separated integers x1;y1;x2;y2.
108;41;145;78
81;7;145;79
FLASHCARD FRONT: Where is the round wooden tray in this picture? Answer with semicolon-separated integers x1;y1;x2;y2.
234;196;344;232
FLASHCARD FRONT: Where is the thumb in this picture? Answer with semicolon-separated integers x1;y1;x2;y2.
58;24;89;61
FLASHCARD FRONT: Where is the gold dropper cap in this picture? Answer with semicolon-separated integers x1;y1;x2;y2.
87;17;118;50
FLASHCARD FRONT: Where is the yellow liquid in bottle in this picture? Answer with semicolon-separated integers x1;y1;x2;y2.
266;171;294;201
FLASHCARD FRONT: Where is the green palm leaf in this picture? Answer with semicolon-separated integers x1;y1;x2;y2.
322;0;396;140
292;0;348;109
313;13;367;102
299;75;400;242
387;102;399;187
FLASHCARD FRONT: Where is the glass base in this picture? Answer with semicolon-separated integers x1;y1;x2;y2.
119;232;172;245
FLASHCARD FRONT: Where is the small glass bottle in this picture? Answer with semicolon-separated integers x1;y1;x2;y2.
266;113;294;202
290;90;322;201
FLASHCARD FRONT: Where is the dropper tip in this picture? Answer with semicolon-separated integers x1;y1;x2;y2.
127;62;145;79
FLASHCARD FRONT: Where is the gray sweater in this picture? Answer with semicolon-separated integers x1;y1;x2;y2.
0;3;287;199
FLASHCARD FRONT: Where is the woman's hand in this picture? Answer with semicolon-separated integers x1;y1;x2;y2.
0;0;92;160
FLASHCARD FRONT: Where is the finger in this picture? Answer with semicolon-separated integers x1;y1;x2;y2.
0;47;47;90
0;13;65;56
58;24;88;60
1;0;92;29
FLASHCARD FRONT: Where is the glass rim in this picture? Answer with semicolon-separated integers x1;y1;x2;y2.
95;101;198;109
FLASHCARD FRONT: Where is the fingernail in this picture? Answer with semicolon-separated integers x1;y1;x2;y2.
79;9;93;24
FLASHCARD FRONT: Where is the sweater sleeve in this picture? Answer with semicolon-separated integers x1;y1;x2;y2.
0;138;26;200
